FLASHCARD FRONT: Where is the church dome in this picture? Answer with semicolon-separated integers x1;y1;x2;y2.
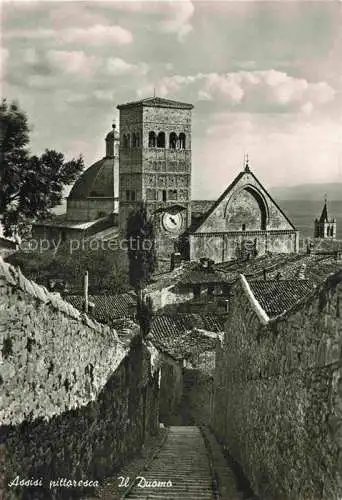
106;124;119;142
68;157;115;200
68;124;118;201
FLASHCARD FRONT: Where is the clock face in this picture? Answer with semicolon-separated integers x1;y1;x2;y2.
162;211;183;234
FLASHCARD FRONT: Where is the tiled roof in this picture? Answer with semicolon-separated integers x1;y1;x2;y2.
306;237;342;254
248;280;313;318
264;255;342;285
149;314;223;360
215;253;305;282
147;262;195;292
117;96;193;110
65;293;137;322
0;257;117;335
178;266;228;285
151;313;225;340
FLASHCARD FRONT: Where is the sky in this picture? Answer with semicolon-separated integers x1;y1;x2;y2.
1;0;342;199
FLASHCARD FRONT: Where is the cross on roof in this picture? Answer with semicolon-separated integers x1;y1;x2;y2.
244;152;250;172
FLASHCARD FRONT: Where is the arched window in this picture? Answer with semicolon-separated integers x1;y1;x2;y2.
157;131;165;148
179;133;186;149
123;134;128;149
132;133;137;148
148;131;156;148
136;132;140;148
126;134;130;149
169;132;178;149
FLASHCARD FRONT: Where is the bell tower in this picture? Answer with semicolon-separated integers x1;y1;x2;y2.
117;96;193;263
314;196;336;239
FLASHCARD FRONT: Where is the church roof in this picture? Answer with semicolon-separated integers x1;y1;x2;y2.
117;96;193;110
68;157;115;200
319;201;329;223
190;167;296;232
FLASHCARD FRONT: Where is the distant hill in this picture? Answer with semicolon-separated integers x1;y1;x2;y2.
270;183;342;201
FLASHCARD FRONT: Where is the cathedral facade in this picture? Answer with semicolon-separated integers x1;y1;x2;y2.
116;96;299;264
33;96;299;264
188;162;299;262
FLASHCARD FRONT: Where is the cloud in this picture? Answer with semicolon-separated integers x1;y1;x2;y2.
97;0;195;41
192;112;342;198
1;48;9;66
47;50;101;76
105;58;149;76
60;25;133;46
4;24;133;46
159;0;195;41
4;28;55;39
21;48;39;65
0;48;9;83
142;70;336;112
93;89;117;103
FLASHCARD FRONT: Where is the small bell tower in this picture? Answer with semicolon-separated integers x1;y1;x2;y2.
105;122;120;213
314;195;336;239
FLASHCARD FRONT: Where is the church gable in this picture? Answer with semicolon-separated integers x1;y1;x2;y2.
193;168;295;234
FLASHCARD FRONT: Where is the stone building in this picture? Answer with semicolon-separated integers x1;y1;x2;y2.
32;96;298;265
213;256;342;500
314;197;337;239
117;96;193;262
0;256;161;499
188;159;299;263
117;96;298;265
32;124;119;242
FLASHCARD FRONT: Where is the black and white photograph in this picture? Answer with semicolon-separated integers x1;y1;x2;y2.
1;0;342;499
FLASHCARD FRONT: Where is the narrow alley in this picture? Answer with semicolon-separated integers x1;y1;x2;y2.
122;426;240;500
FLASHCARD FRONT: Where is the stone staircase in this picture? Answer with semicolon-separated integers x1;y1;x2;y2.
122;426;240;500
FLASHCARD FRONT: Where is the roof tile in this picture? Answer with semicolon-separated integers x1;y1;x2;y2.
248;280;314;318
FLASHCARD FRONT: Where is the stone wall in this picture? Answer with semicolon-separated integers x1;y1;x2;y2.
159;353;183;424
189;168;298;263
214;273;342;500
213;271;342;500
182;368;214;426
0;258;161;499
195;171;294;234
190;230;298;263
66;198;115;222
148;285;194;311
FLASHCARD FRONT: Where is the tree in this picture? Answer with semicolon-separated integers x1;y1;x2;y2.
0;99;84;237
126;203;157;337
6;245;130;294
